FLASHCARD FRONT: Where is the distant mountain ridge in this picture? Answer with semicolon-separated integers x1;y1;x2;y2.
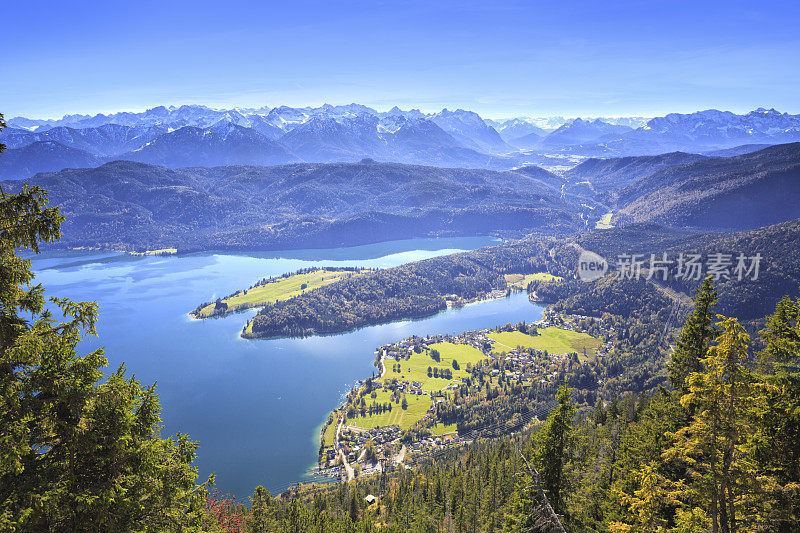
575;108;800;157
0;159;592;251
541;118;633;149
2;105;522;178
633;108;800;146
3;105;800;179
120;123;301;167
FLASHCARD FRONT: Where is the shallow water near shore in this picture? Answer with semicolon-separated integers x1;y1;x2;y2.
31;237;545;497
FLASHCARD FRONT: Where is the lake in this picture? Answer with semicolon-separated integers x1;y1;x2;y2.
30;237;546;498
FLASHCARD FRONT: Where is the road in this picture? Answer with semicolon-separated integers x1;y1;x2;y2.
394;444;407;464
334;415;355;481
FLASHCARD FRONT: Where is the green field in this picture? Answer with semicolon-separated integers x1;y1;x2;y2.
489;327;602;361
195;269;360;318
596;212;614;229
504;272;563;289
321;418;337;448
430;422;457;436
385;342;488;391
349;389;432;430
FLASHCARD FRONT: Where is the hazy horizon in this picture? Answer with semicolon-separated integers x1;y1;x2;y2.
7;102;796;124
4;0;799;119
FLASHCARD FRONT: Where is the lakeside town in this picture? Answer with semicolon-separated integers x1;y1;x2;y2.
315;307;621;482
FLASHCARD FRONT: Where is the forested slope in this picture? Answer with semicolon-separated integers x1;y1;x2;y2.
564;151;708;193
0;159;588;251
246;240;565;337
245;219;800;338
614;142;800;230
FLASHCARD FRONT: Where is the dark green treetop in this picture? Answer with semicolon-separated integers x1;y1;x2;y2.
669;276;719;390
0;114;212;531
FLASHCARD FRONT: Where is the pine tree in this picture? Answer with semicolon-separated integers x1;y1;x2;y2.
750;295;800;528
669;276;718;390
664;317;765;533
533;385;575;517
349;489;359;522
760;294;800;368
605;389;688;531
248;485;273;532
608;461;677;532
593;398;607;425
0;140;210;530
504;424;567;532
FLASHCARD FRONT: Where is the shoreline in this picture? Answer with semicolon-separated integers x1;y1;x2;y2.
43;235;504;259
241;286;533;341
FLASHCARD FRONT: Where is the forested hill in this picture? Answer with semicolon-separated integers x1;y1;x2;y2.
244;219;800;339
0;141;104;180
563;151;708;193
614;142;800;230
245;239;565;338
575;219;800;320
0;159;591;251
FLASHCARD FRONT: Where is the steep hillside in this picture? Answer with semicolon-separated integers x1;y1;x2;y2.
0;141;104;180
2;160;588;251
575;220;800;320
615;143;800;230
430;109;511;153
564;152;709;192
119;124;300;167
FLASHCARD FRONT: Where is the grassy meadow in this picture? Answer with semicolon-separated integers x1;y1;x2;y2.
430;422;457;436
504;272;563;289
321;418;337;448
195;269;361;318
384;342;488;390
349;389;432;430
488;327;601;361
595;212;614;229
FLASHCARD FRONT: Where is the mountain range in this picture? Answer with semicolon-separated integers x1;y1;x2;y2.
2;136;799;251
4;105;800;180
0;159;591;251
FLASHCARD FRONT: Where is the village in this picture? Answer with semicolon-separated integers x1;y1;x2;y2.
316;308;621;482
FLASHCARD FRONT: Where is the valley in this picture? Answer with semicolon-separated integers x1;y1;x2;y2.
6;1;800;529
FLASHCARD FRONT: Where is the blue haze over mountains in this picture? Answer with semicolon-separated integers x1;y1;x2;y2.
3;104;800;180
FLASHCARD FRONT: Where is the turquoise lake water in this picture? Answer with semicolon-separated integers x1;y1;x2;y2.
30;237;545;497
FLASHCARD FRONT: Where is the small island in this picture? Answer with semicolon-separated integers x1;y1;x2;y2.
130;248;178;256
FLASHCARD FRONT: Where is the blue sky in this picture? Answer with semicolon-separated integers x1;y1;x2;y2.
4;0;799;119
